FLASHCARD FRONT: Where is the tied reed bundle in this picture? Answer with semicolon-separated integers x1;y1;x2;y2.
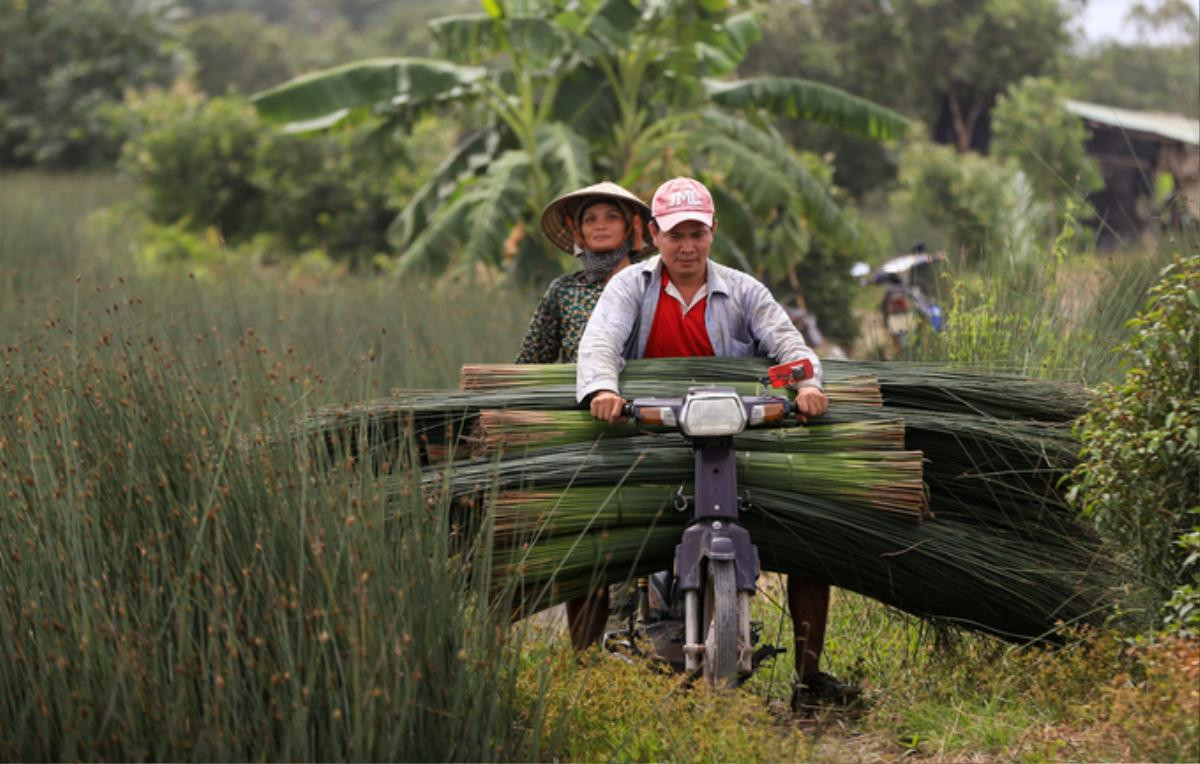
416;435;929;520
286;357;1117;643
477;410;907;454
491;480;1110;641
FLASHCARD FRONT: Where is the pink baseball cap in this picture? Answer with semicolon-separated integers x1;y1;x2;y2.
651;176;715;231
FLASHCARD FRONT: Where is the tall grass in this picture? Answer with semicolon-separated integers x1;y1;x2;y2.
0;173;539;395
0;173;541;759
885;218;1192;384
0;173;132;293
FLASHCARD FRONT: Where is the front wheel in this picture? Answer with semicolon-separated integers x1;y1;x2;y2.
702;559;739;686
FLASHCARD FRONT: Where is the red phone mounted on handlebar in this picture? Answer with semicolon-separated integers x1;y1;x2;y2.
762;359;813;388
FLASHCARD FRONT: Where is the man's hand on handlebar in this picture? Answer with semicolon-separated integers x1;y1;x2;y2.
792;386;829;420
589;390;628;424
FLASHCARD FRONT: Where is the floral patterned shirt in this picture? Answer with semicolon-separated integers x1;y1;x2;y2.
515;271;604;364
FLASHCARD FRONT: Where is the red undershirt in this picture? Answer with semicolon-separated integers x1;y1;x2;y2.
643;271;715;358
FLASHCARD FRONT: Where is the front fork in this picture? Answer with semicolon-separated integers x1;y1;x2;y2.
681;583;754;674
677;439;759;674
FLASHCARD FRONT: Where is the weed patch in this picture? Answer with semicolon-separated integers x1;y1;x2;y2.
516;641;812;762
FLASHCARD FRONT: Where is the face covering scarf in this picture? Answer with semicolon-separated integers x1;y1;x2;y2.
579;241;632;285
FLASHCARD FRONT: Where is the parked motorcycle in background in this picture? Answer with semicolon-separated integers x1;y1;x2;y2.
851;243;947;351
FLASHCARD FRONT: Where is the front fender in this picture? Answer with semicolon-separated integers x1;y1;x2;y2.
675;521;759;593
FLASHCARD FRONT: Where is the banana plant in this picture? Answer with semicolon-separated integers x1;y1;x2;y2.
251;0;909;281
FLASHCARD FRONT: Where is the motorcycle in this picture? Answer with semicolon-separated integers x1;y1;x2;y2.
603;360;813;686
851;244;947;349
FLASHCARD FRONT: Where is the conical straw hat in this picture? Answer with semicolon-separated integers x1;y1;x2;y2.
540;181;653;255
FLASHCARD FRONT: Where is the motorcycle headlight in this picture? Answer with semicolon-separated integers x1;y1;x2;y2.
679;389;746;437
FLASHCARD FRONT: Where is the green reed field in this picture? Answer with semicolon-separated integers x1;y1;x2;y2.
0;173;544;760
1;173;1195;762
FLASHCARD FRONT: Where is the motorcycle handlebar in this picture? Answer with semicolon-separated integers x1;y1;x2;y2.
619;395;796;424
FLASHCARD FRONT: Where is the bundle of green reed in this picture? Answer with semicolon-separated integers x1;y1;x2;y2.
416;435;928;519
295;358;1081;457
492;485;681;541
491;482;1111;641
829;360;1090;421
476;410;907;454
503;525;682;615
452;359;1111;640
745;487;1110;641
461;360;884;406
284;356;1114;642
459;358;1087;420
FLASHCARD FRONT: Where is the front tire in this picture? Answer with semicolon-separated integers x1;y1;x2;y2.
703;560;739;686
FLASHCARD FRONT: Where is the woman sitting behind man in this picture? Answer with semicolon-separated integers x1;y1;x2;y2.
516;181;650;364
515;181;652;648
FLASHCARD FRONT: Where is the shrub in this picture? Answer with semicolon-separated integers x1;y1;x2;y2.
128;219;232;277
791;246;861;347
120;83;264;242
119;84;443;264
891;132;1049;263
1090;636;1200;762
991;76;1103;211
252;126;410;266
0;0;181;168
1069;254;1200;624
1161;530;1200;637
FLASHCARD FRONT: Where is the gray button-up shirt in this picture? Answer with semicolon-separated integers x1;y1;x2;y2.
576;255;823;401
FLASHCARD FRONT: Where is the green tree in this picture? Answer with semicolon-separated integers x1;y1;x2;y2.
991;76;1103;211
119;82;440;264
1065;41;1200;116
176;0;475;69
175;0;297;22
369;1;479;57
1126;0;1199;41
739;0;1072;191
0;0;182;167
184;12;295;96
890;0;1070;153
739;0;909;197
252;121;434;265
1065;0;1198;116
250;0;908;303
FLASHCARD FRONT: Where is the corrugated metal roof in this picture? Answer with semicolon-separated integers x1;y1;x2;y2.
1065;99;1200;146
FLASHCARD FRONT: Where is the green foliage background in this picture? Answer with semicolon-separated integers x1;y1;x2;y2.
0;0;182;167
3;0;1195;347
